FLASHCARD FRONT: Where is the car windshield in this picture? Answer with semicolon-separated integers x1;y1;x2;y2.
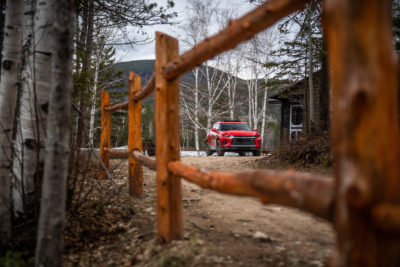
220;123;252;131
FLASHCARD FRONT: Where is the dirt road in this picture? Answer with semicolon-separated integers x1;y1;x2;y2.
65;155;334;266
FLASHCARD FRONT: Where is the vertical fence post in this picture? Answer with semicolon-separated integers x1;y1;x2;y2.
155;32;182;242
324;0;400;265
128;72;143;197
99;89;110;180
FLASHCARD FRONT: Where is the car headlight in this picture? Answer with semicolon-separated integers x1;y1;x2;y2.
222;135;234;138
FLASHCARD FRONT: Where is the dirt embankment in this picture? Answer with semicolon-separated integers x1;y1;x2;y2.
64;155;334;267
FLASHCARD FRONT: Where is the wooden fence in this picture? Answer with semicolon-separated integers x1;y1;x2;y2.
99;0;400;265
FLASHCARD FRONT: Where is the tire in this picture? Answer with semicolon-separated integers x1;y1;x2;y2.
216;139;225;156
205;141;213;156
239;152;246;156
253;150;261;156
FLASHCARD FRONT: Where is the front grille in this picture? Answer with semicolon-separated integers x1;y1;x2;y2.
231;137;256;145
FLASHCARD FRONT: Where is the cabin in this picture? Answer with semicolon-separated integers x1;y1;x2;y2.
268;70;329;144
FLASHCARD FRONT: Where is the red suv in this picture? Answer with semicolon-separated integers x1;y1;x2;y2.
205;121;262;156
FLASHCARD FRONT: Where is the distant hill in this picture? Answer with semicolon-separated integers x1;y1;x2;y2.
112;59;196;92
112;59;249;92
111;60;193;104
112;60;274;119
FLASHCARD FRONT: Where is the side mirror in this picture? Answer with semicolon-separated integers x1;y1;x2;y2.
253;128;258;132
212;128;217;132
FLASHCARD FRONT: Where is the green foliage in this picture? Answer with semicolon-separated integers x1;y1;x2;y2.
393;0;400;54
110;109;128;147
266;121;280;139
0;251;33;267
142;104;155;141
160;255;187;267
269;122;280;149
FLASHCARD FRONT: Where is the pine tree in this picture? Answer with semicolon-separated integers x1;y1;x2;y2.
393;0;400;54
272;1;323;81
73;0;177;149
267;1;328;135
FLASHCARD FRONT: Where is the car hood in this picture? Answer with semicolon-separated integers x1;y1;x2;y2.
220;130;258;136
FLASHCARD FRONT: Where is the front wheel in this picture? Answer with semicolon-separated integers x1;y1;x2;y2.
253;150;261;156
216;139;225;156
205;141;213;156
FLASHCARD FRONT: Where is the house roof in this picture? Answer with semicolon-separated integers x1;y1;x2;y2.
268;70;322;102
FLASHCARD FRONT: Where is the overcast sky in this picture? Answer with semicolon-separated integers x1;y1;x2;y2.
114;0;255;62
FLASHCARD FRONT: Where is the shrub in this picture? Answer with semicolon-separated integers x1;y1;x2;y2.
276;133;332;167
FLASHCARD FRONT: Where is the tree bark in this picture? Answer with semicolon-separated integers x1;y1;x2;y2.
0;0;7;78
193;68;200;154
88;44;102;147
307;5;314;132
11;0;36;217
76;0;94;148
35;0;74;265
0;0;24;246
260;83;268;148
12;0;52;216
324;0;400;265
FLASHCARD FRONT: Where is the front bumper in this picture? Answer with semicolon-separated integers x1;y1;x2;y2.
222;145;260;152
220;136;261;151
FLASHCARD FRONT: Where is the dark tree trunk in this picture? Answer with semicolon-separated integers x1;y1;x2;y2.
35;0;75;265
0;0;23;248
76;0;94;148
0;0;6;78
319;37;329;132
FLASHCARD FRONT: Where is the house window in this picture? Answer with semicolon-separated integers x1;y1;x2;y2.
291;106;303;125
289;105;303;141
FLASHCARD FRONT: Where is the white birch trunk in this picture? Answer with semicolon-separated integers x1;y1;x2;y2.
228;75;238;120
12;0;35;215
207;97;212;132
149;121;153;139
88;49;102;147
35;0;74;265
193;68;200;154
228;80;234;120
205;65;213;131
12;0;52;214
253;76;259;128
260;83;268;148
0;0;23;243
247;79;253;127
